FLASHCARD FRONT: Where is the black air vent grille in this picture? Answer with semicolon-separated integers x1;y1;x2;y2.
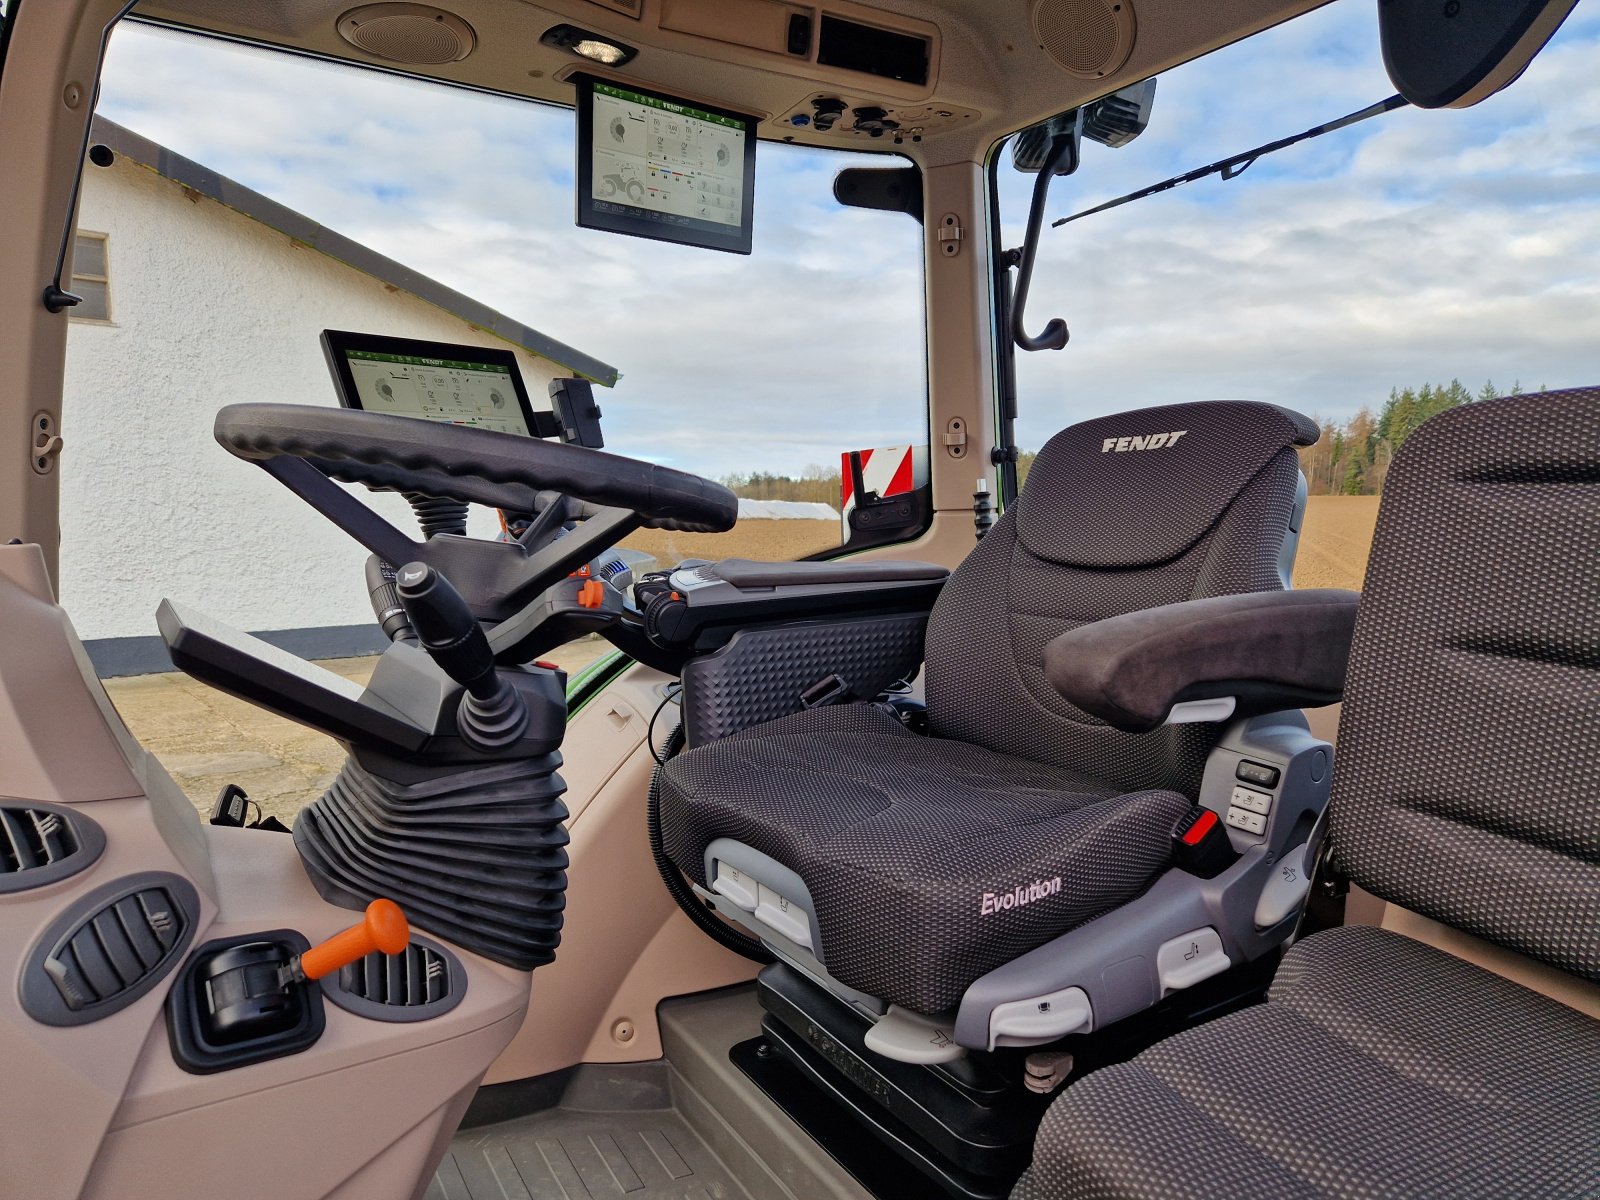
0;806;78;873
343;944;450;1006
20;873;200;1026
330;937;464;1022
43;887;187;1011
0;802;104;894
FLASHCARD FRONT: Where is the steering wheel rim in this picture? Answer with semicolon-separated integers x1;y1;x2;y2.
214;403;738;533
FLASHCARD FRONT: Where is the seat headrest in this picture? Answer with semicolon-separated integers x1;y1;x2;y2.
1015;400;1318;569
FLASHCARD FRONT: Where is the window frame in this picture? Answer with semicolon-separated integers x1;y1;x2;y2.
68;230;113;324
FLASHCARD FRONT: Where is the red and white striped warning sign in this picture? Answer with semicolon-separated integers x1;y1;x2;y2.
840;444;929;539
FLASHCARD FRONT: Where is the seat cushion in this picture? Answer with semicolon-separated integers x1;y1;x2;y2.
1013;925;1600;1200
658;703;1190;1014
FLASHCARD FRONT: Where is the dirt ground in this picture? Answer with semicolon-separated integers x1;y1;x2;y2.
618;521;840;567
1291;496;1380;592
105;504;1376;825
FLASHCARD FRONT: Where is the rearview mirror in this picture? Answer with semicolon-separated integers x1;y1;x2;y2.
1379;0;1578;108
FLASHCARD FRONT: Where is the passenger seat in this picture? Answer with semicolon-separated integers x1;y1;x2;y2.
1013;387;1600;1200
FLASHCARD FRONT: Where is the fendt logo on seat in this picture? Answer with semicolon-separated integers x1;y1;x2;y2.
1102;430;1187;453
980;876;1062;916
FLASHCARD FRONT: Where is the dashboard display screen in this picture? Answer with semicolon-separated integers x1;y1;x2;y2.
319;330;543;436
575;74;757;255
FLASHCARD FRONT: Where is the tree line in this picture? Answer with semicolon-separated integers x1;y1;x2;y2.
719;380;1538;504
1295;379;1535;496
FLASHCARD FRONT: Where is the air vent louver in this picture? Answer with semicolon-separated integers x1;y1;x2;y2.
21;873;200;1026
0;802;104;894
0;806;77;872
329;937;464;1022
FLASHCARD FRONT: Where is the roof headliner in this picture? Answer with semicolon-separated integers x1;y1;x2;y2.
125;0;1334;168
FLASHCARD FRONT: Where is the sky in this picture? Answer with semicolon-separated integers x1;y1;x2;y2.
88;0;1600;477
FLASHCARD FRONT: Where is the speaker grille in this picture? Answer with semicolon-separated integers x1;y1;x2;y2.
337;4;476;65
1033;0;1136;79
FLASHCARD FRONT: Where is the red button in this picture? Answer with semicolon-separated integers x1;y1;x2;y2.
1181;808;1219;846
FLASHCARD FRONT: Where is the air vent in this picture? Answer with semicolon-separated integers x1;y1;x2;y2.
329;936;465;1022
336;4;477;65
0;802;104;894
21;873;200;1026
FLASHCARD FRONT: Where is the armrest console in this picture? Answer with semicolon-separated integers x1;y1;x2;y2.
645;557;949;652
1044;589;1360;732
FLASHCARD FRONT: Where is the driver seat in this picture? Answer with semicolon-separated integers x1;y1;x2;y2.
658;400;1319;1026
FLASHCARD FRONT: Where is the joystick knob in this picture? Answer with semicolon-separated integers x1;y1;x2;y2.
395;562;530;750
286;899;410;984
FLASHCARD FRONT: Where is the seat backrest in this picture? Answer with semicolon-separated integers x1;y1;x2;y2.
925;400;1318;796
1328;387;1599;980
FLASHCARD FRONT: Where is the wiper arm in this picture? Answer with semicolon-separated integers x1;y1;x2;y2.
1051;94;1409;229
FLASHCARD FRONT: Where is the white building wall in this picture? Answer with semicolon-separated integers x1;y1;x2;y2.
61;157;571;646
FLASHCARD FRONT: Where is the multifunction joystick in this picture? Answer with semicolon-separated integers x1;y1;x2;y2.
395;561;531;751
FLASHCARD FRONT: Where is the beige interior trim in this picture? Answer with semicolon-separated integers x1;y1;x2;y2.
483;664;760;1083
0;0;122;585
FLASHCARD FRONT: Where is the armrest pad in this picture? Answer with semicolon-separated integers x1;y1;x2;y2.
1044;589;1360;732
713;558;949;588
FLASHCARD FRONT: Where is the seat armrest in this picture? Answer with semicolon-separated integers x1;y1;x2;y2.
1043;589;1359;732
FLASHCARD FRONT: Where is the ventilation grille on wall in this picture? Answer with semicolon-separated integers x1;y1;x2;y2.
336;3;477;65
1032;0;1137;79
0;802;104;894
330;938;464;1021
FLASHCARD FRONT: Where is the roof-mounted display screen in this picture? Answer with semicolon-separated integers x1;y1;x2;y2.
574;74;757;255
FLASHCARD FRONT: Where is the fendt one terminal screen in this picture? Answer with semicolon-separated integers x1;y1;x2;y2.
575;75;757;255
320;330;542;436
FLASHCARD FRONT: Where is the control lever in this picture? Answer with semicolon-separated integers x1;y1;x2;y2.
365;555;417;644
281;898;410;986
395;561;530;750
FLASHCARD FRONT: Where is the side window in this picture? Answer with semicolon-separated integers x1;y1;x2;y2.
993;4;1593;594
69;232;112;323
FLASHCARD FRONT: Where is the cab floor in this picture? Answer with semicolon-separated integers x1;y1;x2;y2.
426;1100;747;1200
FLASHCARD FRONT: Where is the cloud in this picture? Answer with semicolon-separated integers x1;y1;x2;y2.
96;0;1600;476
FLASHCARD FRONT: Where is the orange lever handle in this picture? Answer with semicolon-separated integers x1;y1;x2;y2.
298;899;410;981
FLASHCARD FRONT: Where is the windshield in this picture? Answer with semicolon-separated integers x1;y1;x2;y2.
67;24;928;662
995;0;1599;590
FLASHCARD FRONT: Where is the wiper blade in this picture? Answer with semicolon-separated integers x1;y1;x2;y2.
1051;93;1409;229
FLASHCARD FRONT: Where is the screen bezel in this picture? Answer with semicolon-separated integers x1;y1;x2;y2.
319;329;550;437
574;73;758;256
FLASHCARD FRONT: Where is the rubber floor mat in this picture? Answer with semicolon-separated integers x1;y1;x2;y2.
426;1106;748;1200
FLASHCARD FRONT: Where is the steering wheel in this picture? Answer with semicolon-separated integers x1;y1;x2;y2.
214;403;737;658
